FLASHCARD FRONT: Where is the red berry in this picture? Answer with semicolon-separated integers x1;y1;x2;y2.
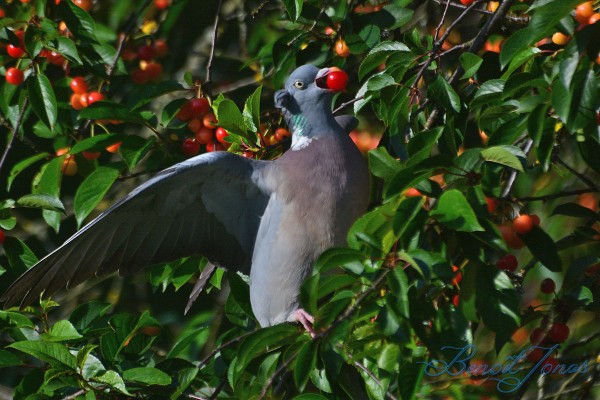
187;119;203;133
513;215;534;234
190;98;210;117
498;224;525;249
6;68;24;85
530;214;541;226
548;323;569;343
0;230;4;244
575;2;594;24
527;348;544;362
589;13;600;25
106;142;122;153
176;102;193;121
82;151;101;160
274;127;291;141
141;61;162;80
46;51;65;66
153;39;168;57
460;0;474;5
0;8;5;18
70;76;88;94
215;127;229;144
202;112;218;129
70;93;85;110
181;138;200;156
540;278;555;294
241;151;254;158
452;294;459;307
206;141;225;152
72;0;93;12
131;68;150;84
137;45;156;61
87;91;105;105
154;0;171;10
530;327;546;345
7;44;25;58
194;127;214;144
485;197;497;213
326;69;349;91
496;254;518;272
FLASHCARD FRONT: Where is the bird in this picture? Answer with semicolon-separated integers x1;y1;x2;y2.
1;64;370;334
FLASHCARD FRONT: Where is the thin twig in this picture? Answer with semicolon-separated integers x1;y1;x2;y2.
562;332;600;355
315;268;391;339
259;351;298;399
0;96;29;177
198;329;255;367
205;0;223;97
515;187;600;203
501;138;532;198
432;0;530;24
333;96;364;114
434;0;451;42
557;157;600;190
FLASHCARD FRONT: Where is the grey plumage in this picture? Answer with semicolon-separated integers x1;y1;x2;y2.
1;64;370;331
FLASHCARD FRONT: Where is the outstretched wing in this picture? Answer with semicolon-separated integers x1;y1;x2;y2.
1;152;271;308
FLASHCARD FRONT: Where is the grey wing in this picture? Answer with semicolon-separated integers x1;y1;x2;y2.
334;115;358;133
1;152;271;308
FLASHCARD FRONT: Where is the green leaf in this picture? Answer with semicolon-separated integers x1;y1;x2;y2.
552;203;600;220
480;146;524;171
294;341;318;391
79;101;146;124
119;135;156;171
520;226;562;272
501;47;541;78
54;36;82;64
407;127;443;166
281;0;303;21
58;0;97;41
377;343;400;372
41;320;83;342
242;86;262;132
93;370;130;395
430;189;484;232
359;41;411;80
398;361;425;400
7;152;49;191
214;99;247;137
3;237;38;275
16;194;64;213
28;74;58;129
0;349;22;367
292;395;330;400
429;75;460;112
34;157;64;233
235;325;298;373
459;53;483;80
127;80;185;110
476;266;520;350
123;367;172;386
9;341;77;370
366;73;396;91
70;133;122;154
73;165;120;228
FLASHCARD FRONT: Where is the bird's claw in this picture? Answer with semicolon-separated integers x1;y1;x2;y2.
289;308;316;338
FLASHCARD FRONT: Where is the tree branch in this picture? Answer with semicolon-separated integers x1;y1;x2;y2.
205;0;223;97
0;96;29;177
432;0;530;24
515;187;600;203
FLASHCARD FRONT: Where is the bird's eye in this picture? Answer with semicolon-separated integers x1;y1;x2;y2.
293;81;305;89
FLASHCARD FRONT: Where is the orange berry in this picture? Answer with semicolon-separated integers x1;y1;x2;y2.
334;39;350;58
551;32;569;45
202;113;218;129
513;215;534;235
61;156;78;176
589;13;600;25
575;2;594;24
404;188;422;197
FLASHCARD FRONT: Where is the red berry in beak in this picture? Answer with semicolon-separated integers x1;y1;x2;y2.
326;68;348;91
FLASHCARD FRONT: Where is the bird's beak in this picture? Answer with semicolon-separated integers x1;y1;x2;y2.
315;67;347;91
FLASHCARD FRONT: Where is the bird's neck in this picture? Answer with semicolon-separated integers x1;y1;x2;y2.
286;108;339;139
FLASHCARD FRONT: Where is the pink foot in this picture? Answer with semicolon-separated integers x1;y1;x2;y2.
289;308;315;337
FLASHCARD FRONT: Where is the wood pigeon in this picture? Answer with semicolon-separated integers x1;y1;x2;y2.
1;64;370;334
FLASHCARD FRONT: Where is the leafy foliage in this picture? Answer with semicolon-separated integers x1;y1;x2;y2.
0;0;599;399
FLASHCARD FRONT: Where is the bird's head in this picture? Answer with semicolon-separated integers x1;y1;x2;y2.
274;64;348;116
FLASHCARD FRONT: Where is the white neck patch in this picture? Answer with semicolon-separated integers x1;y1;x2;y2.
291;135;314;151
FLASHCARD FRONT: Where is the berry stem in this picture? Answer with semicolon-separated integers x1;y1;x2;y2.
0;96;29;177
